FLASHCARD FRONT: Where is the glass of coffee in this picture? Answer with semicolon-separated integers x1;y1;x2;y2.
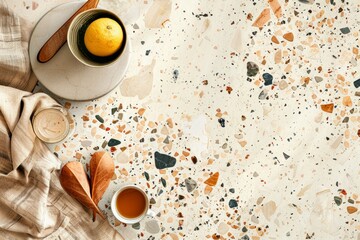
32;107;74;143
111;185;155;224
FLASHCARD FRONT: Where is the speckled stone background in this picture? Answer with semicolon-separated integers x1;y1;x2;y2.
11;0;360;239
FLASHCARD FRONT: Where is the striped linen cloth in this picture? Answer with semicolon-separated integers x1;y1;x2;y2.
0;1;124;239
0;88;124;239
0;0;37;91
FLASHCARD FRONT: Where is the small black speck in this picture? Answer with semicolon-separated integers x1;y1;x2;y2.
283;152;290;160
263;73;273;86
241;235;249;240
108;138;121;146
194;12;210;20
229;199;238;208
160;177;167;187
173;69;179;81
132;222;140;230
144;172;150;181
218;118;225;127
353;79;360;88
95;115;104;123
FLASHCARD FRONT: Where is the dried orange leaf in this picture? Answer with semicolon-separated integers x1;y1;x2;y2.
90;151;115;221
59;162;104;219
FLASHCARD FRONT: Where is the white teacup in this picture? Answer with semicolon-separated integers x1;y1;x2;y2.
111;185;155;224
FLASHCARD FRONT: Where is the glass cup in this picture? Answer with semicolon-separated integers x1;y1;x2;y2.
32;107;74;143
111;184;155;224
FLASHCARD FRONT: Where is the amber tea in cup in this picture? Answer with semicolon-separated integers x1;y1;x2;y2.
116;188;146;218
111;185;155;224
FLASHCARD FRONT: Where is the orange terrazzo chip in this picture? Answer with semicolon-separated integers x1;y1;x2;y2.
204;172;219;186
204;185;213;194
271;35;279;44
321;103;334;113
182;151;190;157
283;32;294;42
342;96;352;107
268;0;282;18
347;206;358;214
64;102;71;109
114;219;121;227
252;8;271;28
138;108;146;116
274;50;282;64
226;86;233;94
166;118;174;128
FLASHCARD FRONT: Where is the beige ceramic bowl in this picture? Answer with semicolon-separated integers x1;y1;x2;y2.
67;8;127;67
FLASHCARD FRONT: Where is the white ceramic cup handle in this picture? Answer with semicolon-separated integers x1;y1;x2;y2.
146;209;156;218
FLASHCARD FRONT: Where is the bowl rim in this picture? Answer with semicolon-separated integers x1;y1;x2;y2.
67;8;127;68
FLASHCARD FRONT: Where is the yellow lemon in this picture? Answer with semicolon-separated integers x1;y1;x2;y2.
84;18;123;57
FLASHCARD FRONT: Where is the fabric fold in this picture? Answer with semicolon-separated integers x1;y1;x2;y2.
0;0;36;91
0;86;65;237
0;0;123;238
0;88;123;239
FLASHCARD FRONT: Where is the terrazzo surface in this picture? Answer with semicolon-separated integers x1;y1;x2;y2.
14;0;360;239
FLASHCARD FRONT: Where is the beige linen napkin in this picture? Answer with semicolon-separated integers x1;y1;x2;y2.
0;0;37;91
0;86;123;239
0;1;123;238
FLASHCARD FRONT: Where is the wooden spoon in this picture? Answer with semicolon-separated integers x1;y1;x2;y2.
37;0;100;63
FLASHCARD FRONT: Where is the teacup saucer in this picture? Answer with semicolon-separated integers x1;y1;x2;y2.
29;1;130;101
